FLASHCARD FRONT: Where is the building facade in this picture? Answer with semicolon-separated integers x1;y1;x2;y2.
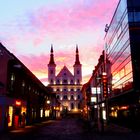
48;45;82;114
81;51;107;132
0;43;55;131
105;0;140;129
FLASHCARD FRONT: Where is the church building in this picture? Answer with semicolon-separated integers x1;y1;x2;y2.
48;45;82;113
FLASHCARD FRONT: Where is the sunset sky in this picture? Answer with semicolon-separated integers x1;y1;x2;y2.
0;0;119;85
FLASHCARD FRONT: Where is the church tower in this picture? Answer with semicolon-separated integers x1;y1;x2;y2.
48;44;56;85
73;45;82;84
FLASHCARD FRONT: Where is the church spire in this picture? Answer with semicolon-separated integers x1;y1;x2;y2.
74;44;81;65
49;44;56;65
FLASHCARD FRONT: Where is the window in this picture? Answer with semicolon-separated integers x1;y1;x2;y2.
21;81;25;94
77;79;80;84
71;95;74;100
63;79;67;84
10;73;15;91
57;79;60;84
50;70;53;74
50;79;53;84
63;88;67;92
64;73;66;76
70;80;73;84
57;88;60;91
78;103;80;109
71;89;74;91
63;95;67;99
57;95;59;99
77;88;80;91
71;103;74;109
78;95;80;99
77;70;80;74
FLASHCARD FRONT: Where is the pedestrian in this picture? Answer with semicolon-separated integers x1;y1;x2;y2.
18;114;22;127
22;112;26;127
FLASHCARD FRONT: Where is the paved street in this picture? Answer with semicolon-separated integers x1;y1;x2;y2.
1;116;140;140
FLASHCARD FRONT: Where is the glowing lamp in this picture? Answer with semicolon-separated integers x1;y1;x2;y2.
16;100;21;106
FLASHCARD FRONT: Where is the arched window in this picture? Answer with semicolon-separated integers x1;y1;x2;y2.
63;95;67;99
57;95;59;99
71;95;74;100
78;103;80;109
71;103;74;109
78;95;80;99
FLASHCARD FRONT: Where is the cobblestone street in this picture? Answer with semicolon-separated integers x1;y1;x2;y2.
1;116;140;140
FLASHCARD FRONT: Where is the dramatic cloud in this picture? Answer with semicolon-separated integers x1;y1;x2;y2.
0;0;119;85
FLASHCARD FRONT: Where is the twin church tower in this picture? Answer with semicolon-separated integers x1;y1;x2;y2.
47;45;82;113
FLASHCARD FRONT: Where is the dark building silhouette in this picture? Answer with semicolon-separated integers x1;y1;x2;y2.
0;43;55;131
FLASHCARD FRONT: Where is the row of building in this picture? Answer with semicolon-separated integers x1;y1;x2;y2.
0;43;60;131
81;0;140;131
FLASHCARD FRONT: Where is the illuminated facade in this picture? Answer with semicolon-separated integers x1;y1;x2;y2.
105;0;140;128
48;45;82;113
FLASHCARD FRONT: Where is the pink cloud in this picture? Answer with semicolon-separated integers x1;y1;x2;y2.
26;0;119;33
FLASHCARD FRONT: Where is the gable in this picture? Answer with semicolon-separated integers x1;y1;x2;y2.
56;66;74;78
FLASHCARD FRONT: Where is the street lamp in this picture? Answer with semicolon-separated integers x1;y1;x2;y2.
46;100;50;104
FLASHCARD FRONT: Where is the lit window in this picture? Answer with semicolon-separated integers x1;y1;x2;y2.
11;73;15;81
91;97;96;103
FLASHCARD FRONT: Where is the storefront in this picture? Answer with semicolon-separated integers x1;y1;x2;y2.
0;97;27;130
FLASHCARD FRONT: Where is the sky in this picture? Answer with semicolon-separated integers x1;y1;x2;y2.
0;0;119;85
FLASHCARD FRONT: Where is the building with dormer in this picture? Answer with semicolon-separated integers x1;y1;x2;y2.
47;45;82;113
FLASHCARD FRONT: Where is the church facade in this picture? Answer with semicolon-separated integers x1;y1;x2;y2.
47;45;82;113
